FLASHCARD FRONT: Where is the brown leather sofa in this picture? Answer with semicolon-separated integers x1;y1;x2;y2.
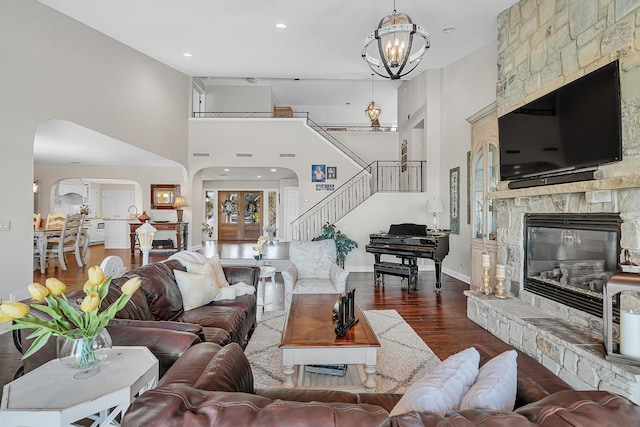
123;341;640;426
15;261;259;377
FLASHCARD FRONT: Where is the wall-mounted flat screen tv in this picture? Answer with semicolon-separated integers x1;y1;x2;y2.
498;60;622;182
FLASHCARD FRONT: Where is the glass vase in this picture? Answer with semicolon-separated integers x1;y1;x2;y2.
57;328;112;379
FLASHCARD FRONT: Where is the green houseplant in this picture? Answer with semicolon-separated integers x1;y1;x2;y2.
313;222;358;267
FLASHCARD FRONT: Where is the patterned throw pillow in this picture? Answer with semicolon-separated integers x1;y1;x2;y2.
390;347;480;416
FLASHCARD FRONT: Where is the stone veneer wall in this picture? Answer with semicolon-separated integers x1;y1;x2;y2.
464;0;640;404
495;0;640;294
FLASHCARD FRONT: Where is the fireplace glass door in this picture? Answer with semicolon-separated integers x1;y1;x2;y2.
524;213;621;317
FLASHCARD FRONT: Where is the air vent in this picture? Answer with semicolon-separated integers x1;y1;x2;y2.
236;153;253;158
279;153;296;158
192;152;210;157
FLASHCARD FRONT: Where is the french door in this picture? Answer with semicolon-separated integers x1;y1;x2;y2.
218;191;262;241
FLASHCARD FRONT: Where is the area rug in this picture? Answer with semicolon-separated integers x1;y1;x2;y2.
245;309;441;393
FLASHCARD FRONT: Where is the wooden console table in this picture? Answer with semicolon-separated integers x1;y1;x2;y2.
129;222;188;255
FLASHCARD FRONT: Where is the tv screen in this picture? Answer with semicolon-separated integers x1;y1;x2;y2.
498;60;622;181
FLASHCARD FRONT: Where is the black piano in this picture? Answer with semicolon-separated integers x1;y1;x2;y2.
365;223;450;293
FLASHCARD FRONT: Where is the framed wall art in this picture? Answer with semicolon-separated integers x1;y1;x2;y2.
326;166;337;180
312;164;326;182
151;184;180;209
449;167;460;234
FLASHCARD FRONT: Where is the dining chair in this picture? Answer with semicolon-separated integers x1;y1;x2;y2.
45;214;85;271
33;213;41;230
45;213;66;230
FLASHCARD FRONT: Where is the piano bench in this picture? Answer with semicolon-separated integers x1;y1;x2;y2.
374;262;419;293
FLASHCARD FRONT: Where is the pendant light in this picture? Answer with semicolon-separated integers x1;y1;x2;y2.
361;0;430;80
365;74;381;127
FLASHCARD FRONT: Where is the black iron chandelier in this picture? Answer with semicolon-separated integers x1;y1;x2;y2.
361;0;430;80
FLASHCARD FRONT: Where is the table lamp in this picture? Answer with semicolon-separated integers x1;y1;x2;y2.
136;222;157;265
426;199;444;231
173;196;187;222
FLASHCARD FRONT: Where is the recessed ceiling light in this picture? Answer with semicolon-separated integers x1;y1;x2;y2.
276;23;287;29
223;168;230;172
442;27;456;33
183;52;192;57
257;175;262;178
270;168;277;172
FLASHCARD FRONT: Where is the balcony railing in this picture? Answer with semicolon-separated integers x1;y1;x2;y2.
291;161;425;240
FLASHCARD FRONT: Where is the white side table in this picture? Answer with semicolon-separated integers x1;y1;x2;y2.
258;266;277;306
1;346;158;427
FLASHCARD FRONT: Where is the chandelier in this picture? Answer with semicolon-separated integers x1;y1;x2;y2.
365;74;381;127
361;0;430;80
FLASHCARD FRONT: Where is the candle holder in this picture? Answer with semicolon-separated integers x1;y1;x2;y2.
494;276;506;298
481;266;492;295
603;273;640;366
494;264;506;298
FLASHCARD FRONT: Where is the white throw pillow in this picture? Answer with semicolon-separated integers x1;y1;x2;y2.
208;254;230;288
460;349;517;411
390;347;480;416
173;269;220;311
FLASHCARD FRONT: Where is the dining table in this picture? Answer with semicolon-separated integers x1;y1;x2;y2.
33;228;63;274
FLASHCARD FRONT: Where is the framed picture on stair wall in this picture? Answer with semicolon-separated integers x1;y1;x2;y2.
312;164;326;182
449;166;460;234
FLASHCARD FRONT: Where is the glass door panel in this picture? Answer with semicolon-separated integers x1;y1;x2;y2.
473;147;484;239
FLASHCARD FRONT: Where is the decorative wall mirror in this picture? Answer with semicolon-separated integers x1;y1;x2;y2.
151;184;179;209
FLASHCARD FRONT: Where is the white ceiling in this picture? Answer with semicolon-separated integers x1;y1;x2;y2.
34;0;519;178
39;0;518;80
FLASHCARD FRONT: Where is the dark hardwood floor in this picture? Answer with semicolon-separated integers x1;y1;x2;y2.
0;243;511;397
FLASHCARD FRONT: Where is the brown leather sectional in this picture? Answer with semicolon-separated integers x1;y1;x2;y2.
122;341;640;426
15;260;259;377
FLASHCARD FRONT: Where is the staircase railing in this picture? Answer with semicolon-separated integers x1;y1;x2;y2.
305;117;369;170
291;161;425;240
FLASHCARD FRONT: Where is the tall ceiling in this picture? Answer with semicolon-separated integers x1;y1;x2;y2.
34;0;519;176
39;0;518;80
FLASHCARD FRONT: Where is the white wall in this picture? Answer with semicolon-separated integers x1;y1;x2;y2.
189;119;365;213
396;41;499;280
327;131;398;165
205;85;274;113
0;0;190;300
439;41;499;279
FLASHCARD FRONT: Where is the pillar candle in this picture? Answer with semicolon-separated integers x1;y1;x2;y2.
620;310;640;358
482;254;491;268
496;264;506;279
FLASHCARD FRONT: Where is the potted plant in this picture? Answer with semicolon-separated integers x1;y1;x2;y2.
202;222;214;240
313;222;358;267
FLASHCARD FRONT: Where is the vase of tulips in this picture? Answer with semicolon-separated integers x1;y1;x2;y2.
0;266;141;379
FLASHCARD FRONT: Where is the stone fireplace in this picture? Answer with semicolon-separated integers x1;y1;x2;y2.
524;213;621;319
465;0;640;405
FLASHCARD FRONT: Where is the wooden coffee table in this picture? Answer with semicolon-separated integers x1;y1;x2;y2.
280;294;380;390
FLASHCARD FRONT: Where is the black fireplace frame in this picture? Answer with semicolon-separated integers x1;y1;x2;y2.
523;213;622;318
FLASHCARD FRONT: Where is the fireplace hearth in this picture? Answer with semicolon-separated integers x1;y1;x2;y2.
524;213;622;318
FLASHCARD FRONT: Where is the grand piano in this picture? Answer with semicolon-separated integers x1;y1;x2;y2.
365;223;450;293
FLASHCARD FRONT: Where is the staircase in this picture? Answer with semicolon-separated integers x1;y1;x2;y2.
291;160;425;240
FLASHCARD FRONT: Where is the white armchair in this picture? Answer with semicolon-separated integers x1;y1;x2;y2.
281;239;349;310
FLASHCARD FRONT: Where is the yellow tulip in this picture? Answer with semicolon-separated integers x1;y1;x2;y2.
80;292;100;313
0;310;13;323
88;266;106;286
28;283;49;301
82;279;95;295
121;277;141;296
45;278;66;296
0;301;30;319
